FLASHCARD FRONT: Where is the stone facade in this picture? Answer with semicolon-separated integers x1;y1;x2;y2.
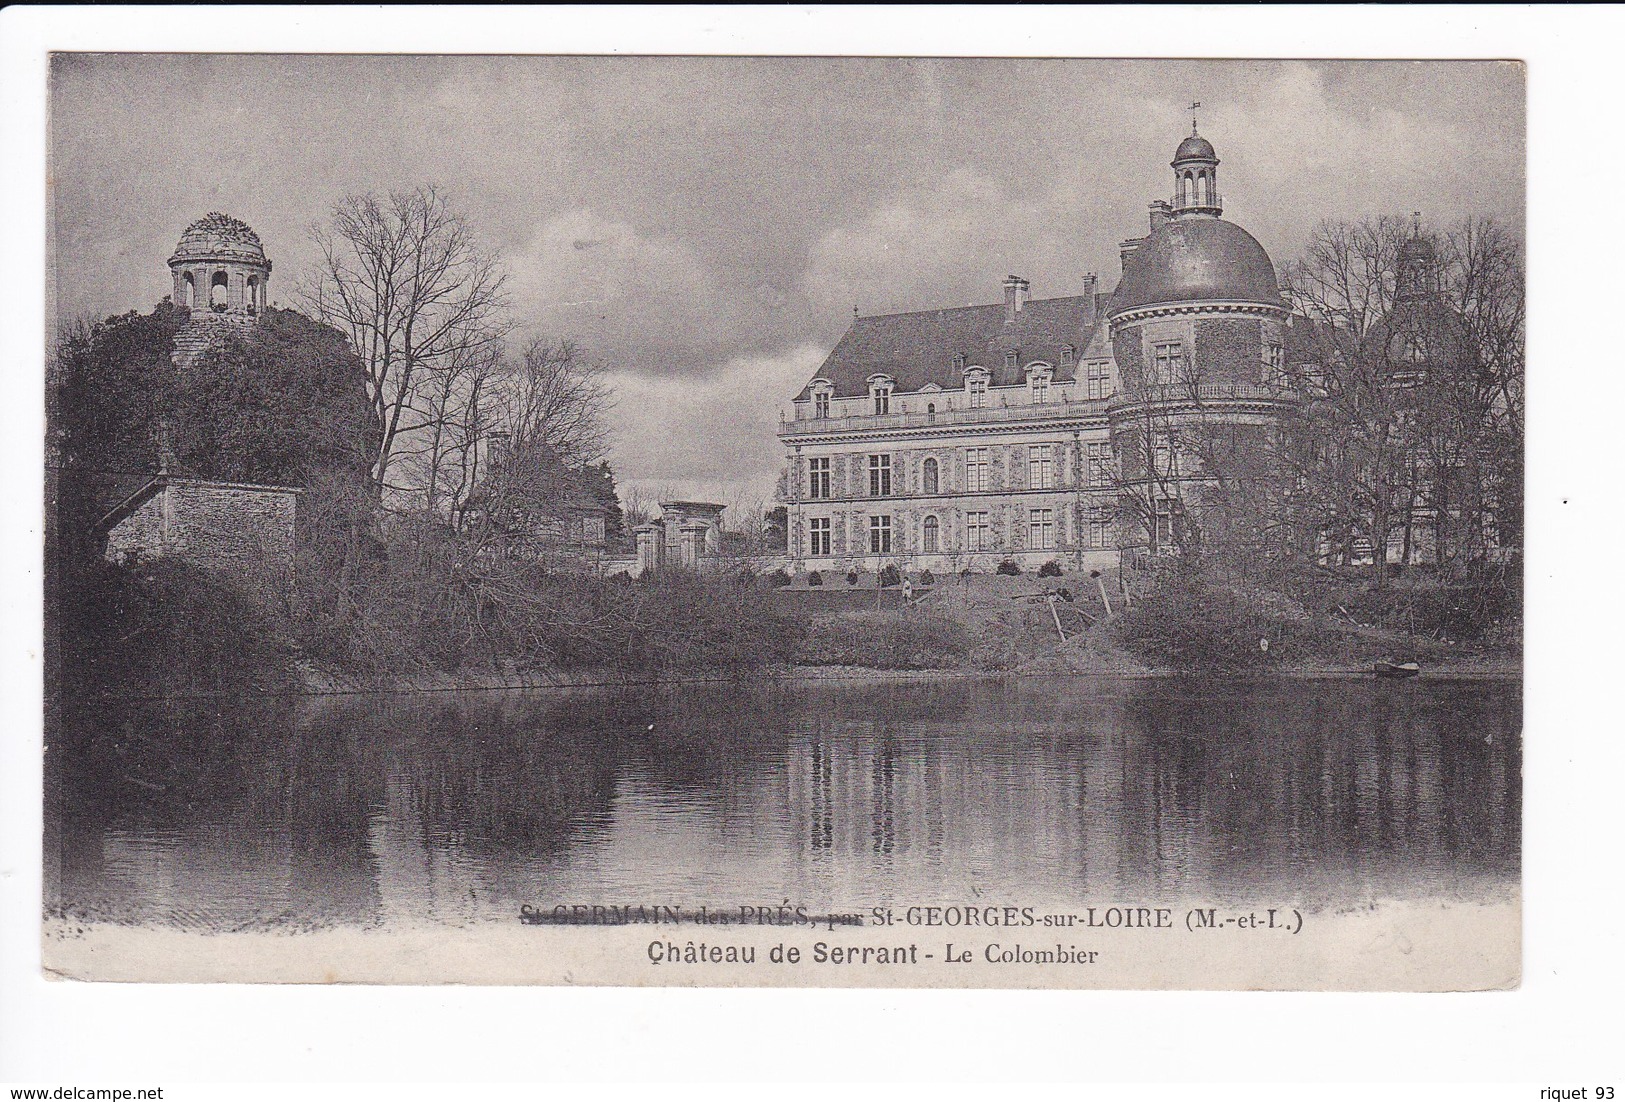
780;127;1299;574
101;476;301;604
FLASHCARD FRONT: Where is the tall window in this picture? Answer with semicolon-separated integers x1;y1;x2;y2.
1028;444;1054;489
968;378;987;408
1153;341;1184;384
1152;431;1178;475
1032;377;1049;404
809;516;831;556
1087;504;1111;548
1086;361;1111;400
966;511;991;552
868;453;891;496
922;457;939;494
814;391;830;418
869;515;892;554
872;385;891;415
922;515;939;553
808;457;831;499
1028;508;1055;550
1086;441;1113;487
1263;342;1284;384
1154;499;1181;549
965;447;990;493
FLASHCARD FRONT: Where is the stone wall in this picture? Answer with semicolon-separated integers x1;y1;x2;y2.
1194;317;1263;384
104;478;299;604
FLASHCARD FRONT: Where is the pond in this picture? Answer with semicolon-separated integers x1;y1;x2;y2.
44;676;1521;931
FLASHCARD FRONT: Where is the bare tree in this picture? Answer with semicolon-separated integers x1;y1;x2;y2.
301;185;510;502
1282;214;1523;585
457;339;613;563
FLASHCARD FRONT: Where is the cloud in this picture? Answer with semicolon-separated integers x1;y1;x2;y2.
507;208;779;378
802;168;1096;319
604;343;827;504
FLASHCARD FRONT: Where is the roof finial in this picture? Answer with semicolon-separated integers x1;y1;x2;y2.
1189;100;1201;135
1412;210;1422;237
853;304;859;318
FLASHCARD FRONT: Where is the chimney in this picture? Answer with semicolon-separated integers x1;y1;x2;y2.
1120;237;1145;274
1081;273;1099;326
1148;199;1172;232
1003;275;1030;322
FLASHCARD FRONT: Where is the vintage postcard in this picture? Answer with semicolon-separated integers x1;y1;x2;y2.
41;55;1523;990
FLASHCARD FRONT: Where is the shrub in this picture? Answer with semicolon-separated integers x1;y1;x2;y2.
1113;573;1282;671
766;568;792;588
846;570;860;586
807;570;823;587
796;609;971;669
996;559;1022;576
878;564;901;588
1038;559;1063;578
919;569;935;586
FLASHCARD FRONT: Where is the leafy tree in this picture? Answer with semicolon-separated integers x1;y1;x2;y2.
175;307;377;485
49;302;188;559
763;504;788;552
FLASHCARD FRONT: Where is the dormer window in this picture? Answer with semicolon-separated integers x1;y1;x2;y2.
952;353;966;371
810;380;834;419
868;375;895;416
1061;346;1075;367
963;364;990;409
1026;364;1053;406
1005;350;1018;370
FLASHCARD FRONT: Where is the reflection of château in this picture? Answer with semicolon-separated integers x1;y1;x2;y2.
48;683;1520;927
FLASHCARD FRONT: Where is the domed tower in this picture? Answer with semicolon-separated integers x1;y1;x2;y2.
1106;126;1298;556
1369;217;1471;391
168;212;272;366
1171;128;1222;217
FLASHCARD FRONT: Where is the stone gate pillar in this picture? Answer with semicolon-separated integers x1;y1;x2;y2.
635;522;666;575
678;521;709;571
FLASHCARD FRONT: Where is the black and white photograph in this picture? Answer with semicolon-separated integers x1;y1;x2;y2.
12;5;1623;1092
34;52;1527;991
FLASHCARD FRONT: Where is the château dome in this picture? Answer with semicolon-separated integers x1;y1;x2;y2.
1111;217;1282;313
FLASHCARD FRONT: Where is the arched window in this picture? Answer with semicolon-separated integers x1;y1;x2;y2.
181;272;195;307
923;457;939;494
926;402;936;423
210;270;229;306
923;515;940;553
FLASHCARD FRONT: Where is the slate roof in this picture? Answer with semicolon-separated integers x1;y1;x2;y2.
797;293;1108;400
1111;217;1283;314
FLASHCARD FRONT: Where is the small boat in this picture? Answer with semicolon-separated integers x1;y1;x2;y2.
1374;659;1421;679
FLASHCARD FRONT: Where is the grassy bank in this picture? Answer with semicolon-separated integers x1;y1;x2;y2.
56;555;1520;703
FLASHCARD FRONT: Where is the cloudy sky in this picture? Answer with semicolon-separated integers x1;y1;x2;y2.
49;56;1523;504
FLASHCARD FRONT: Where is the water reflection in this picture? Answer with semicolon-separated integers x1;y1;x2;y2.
46;677;1521;930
